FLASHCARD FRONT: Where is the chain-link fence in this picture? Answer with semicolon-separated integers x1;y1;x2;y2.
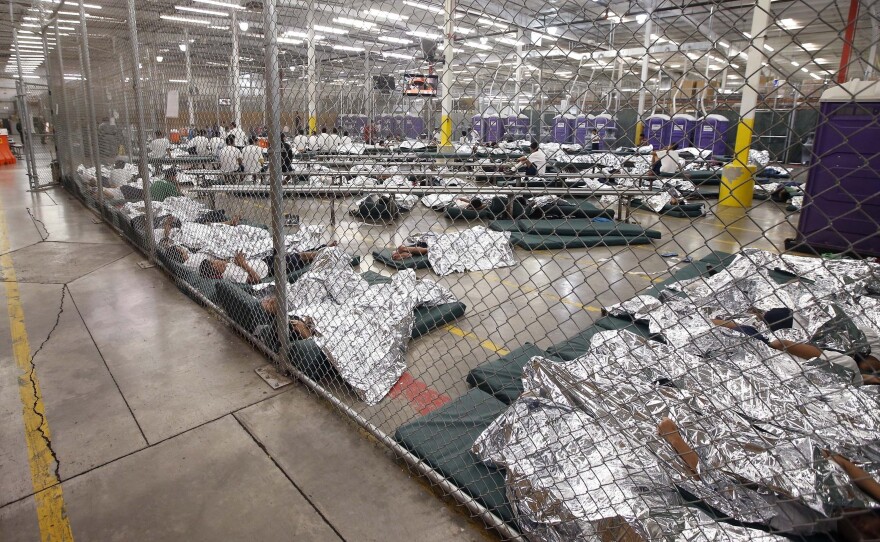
9;0;880;538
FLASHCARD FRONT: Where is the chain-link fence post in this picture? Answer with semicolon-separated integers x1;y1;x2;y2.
117;47;134;164
40;27;58;183
54;22;74;177
78;1;103;209
10;2;36;189
262;0;292;368
126;0;155;261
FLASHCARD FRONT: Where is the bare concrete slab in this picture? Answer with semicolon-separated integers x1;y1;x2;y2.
2;241;131;284
236;388;491;542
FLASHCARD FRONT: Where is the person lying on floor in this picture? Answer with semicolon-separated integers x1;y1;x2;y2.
712;307;880;384
450;196;487;211
259;297;316;339
390;240;429;260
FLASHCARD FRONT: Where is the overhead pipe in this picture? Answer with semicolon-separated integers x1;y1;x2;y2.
838;0;861;83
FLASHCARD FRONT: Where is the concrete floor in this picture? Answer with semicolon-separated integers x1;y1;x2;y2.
0;159;798;541
0;163;492;542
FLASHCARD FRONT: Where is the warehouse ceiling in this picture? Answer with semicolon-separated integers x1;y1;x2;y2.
1;0;874;108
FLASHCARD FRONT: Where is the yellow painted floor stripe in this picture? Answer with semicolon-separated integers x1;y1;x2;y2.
0;196;75;542
444;325;509;356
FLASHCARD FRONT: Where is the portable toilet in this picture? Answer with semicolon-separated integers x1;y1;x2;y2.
375;114;393;138
350;115;368;138
574;113;595;146
504;113;530;140
552;112;576;143
471;113;485;142
644;114;671;149
594;113;617;150
482;106;505;143
337;114;351;134
670;113;697;148
694;114;729;156
391;115;406;139
402;113;425;139
792;79;880;256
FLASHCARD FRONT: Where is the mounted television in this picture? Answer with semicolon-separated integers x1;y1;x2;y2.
373;75;396;93
403;73;438;97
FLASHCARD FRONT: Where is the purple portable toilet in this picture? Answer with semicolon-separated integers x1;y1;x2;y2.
338;114;351;134
402;113;425;139
552;112;576;143
471;113;485;142
574;113;595;145
351;115;368;138
504;113;530;140
482;107;504;143
670;114;697;148
793;80;880;256
594;113;617;150
391;115;406;138
695;114;729;156
644;114;671;149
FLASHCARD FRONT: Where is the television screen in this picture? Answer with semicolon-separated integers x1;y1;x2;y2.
373;75;396;92
403;73;438;97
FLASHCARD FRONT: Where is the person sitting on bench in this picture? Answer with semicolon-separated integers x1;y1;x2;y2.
516;141;547;176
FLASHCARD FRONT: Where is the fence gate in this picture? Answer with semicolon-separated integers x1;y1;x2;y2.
13;80;58;190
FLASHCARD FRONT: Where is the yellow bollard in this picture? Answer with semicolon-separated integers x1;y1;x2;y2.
440;115;452;148
719;164;756;208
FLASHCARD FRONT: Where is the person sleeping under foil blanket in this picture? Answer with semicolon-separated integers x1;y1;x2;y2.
473;326;880;541
605;248;880;385
388;226;516;275
156;220;327;283
260;247;459;404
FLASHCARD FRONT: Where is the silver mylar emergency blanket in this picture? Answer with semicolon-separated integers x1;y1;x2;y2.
474;249;880;540
285;248;457;404
170;222;324;259
405;226;517;276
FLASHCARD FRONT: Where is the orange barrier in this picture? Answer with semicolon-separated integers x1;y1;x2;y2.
0;134;16;165
258;136;269;148
169;129;181;143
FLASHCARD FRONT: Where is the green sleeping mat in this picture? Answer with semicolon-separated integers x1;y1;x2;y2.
528;199;615;220
443;197;508;221
640;251;736;297
545;316;654;361
630;198;705;218
509;233;654;250
466;343;563;404
490;218;661;239
393;388;515;526
373;249;432;270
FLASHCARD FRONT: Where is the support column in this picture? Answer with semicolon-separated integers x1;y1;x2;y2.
118;50;135;162
440;0;456;147
513;28;524;107
55;23;74;173
231;11;242;126
721;0;771;208
307;0;317;133
838;0;861;83
126;0;156;258
79;1;104;207
10;2;37;188
41;28;59;175
262;0;291;366
635;14;654;146
185;28;194;127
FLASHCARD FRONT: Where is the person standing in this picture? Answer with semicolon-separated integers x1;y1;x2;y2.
228;122;248;148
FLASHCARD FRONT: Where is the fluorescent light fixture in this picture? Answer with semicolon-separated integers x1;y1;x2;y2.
179;43;188;51
39;0;101;8
476;17;507;29
738;51;748;59
742;32;752;38
790;60;799;66
717;40;730;48
801;67;808;73
496;36;521;46
278;37;302;44
239;21;248;31
156;55;164;62
730;63;740;68
668;63;681;68
800;42;819;51
333;17;374;29
378;36;411;44
333;45;365;52
556;70;572;75
402;1;443;13
406;30;440;39
686;52;699;60
175;5;228;16
636;13;647;24
209;25;228;29
777;18;801;29
160;14;211;25
465;41;492;50
383;52;411;59
727;74;740;79
168;79;188;83
763;43;774;51
365;9;407;20
192;0;245;9
814;57;829;64
314;24;347;34
810;72;821;80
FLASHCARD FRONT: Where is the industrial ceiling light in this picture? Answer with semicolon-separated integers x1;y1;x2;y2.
179;43;187;51
160;14;211;25
238;20;249;31
175;5;229;17
192;0;245;9
156;55;164;62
